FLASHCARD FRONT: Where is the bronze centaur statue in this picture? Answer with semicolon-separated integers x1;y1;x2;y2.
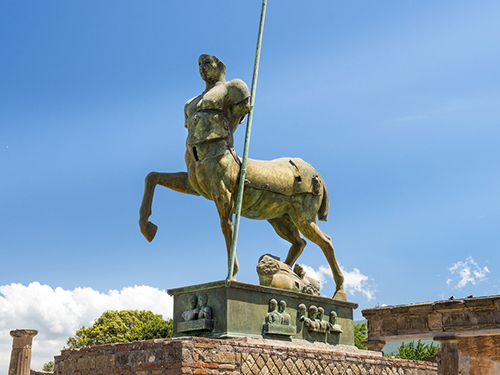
139;55;346;301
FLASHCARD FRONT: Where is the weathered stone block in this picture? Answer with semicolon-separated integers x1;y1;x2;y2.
77;356;96;370
95;354;115;368
214;352;235;364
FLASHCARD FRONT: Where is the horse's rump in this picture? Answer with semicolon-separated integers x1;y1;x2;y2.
244;157;323;196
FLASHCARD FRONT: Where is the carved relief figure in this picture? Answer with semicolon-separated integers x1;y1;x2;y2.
265;299;281;324
279;300;291;325
178;293;215;333
197;293;212;319
303;305;320;330
329;311;343;333
182;294;199;321
298;303;342;337
263;298;296;336
298;303;307;322
139;54;346;300
317;307;330;333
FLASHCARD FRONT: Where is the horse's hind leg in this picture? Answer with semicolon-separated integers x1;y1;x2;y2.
139;171;196;242
295;219;347;301
268;215;306;267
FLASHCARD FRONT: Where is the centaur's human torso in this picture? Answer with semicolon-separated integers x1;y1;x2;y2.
183;79;250;200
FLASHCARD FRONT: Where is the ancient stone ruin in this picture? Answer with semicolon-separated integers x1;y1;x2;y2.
363;295;500;375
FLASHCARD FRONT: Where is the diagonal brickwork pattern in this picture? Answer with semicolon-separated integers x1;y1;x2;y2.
54;336;437;375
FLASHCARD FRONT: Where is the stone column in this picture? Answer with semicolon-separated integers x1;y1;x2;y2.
434;335;459;375
8;329;38;375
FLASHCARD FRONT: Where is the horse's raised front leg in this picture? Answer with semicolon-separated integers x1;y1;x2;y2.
213;181;239;279
139;171;197;242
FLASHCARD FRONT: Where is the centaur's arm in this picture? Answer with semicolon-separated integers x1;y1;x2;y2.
227;79;250;133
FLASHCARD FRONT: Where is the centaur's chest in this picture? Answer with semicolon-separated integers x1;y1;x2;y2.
185;85;230;117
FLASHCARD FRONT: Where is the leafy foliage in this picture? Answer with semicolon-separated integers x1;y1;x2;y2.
354;322;368;350
387;340;439;361
42;361;55;372
66;310;173;349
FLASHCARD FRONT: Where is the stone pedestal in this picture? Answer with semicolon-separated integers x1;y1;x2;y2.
167;280;358;346
8;329;38;375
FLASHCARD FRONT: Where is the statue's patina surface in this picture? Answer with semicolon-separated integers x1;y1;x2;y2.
178;293;214;333
139;54;346;300
263;298;296;336
256;254;320;295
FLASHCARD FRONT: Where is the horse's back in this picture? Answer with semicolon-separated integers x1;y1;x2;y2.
245;157;323;196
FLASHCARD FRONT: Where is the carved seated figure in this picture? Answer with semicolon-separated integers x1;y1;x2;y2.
317;307;330;333
329;311;343;333
178;293;215;333
263;298;296;336
265;299;281;324
302;305;320;331
197;293;212;320
279;300;291;325
182;294;199;321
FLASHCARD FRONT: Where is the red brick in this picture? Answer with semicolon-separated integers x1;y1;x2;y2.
192;369;208;375
202;363;218;369
165;368;192;375
181;362;202;368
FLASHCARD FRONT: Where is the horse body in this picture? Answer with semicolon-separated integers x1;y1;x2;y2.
139;136;347;301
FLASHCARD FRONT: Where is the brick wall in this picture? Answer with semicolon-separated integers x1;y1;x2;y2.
54;336;437;375
31;370;53;375
458;335;500;375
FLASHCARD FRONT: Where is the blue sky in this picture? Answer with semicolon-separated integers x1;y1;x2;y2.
1;0;499;370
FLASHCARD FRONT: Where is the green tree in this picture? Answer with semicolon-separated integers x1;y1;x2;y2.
66;310;173;349
42;361;54;372
387;340;439;361
354;322;368;350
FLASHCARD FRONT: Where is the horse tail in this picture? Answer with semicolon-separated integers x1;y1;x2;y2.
318;180;330;222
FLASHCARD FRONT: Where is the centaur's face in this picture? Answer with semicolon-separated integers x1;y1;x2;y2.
198;55;220;84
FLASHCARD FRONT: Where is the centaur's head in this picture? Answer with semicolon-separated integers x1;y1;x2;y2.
198;54;226;84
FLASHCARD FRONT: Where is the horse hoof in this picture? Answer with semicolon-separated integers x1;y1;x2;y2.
332;290;347;301
141;221;158;242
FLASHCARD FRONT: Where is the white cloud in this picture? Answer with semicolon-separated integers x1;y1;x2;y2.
301;264;376;301
300;264;330;286
0;282;173;372
446;257;490;289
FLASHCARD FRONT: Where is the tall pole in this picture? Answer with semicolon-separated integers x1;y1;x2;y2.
227;0;267;280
